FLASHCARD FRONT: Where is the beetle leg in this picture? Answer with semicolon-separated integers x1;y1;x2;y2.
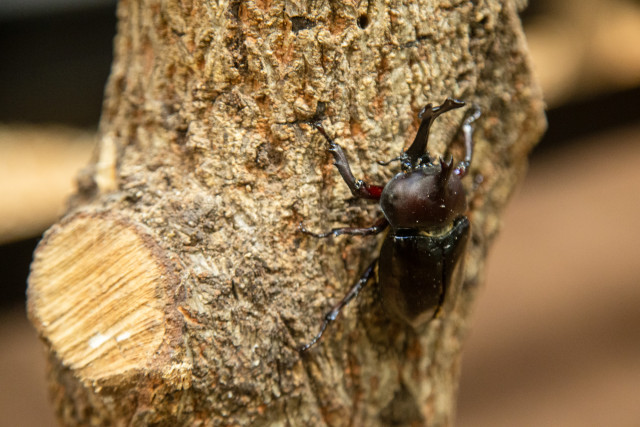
377;155;403;166
312;122;384;200
299;258;378;353
300;217;388;238
454;105;481;178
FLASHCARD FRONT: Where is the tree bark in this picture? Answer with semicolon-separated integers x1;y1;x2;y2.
27;0;545;425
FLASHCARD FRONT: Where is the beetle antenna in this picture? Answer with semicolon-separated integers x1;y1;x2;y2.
405;98;465;166
455;105;481;178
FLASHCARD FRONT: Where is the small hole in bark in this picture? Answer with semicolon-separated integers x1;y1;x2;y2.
357;15;369;29
291;16;315;32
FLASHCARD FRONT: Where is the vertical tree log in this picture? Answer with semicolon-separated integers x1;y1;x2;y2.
28;0;545;425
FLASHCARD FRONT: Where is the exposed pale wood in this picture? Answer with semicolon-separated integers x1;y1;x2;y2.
27;0;545;425
28;214;175;382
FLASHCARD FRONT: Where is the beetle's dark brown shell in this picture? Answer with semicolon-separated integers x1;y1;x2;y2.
378;216;470;326
380;168;467;230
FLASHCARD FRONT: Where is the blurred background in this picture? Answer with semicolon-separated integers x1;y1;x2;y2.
0;0;638;425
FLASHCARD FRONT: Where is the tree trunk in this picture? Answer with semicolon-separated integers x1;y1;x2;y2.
27;0;545;425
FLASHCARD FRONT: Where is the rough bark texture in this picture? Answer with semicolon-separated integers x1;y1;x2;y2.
28;0;545;425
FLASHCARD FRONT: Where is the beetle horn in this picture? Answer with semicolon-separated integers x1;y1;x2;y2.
437;155;455;194
405;98;465;166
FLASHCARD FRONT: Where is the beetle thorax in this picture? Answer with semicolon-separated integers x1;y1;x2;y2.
380;166;467;230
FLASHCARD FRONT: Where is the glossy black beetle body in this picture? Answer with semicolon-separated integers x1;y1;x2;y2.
300;98;480;352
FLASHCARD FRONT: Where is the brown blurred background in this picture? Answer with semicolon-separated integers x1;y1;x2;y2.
0;0;639;426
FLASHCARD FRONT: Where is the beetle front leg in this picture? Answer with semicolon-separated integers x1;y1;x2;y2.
300;217;388;238
312;122;384;200
455;105;481;178
299;258;378;353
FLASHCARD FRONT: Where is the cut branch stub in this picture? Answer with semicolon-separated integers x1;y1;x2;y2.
28;213;182;384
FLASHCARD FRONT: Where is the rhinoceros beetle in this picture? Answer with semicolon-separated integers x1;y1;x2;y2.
300;98;481;352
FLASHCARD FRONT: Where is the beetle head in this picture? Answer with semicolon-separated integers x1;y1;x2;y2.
380;98;468;230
